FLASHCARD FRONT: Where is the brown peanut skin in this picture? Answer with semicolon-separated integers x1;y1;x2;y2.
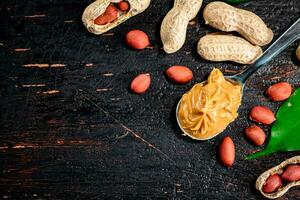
256;156;300;199
125;30;150;50
218;136;235;167
262;174;282;194
249;106;275;125
266;82;292;101
203;1;273;46
118;1;130;11
281;165;300;182
94;4;119;25
244;125;266;146
166;66;193;84
130;74;151;94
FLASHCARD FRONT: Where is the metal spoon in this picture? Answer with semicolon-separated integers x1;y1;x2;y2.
176;18;300;140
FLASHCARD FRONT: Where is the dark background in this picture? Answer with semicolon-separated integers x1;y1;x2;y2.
0;0;300;199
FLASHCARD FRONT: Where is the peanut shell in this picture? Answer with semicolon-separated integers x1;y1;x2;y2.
256;156;300;199
203;1;273;46
160;0;203;53
197;34;262;64
82;0;151;35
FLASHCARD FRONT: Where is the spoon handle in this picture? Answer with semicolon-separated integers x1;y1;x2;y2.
237;18;300;83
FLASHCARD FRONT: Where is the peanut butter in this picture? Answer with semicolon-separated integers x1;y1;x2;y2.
178;68;242;140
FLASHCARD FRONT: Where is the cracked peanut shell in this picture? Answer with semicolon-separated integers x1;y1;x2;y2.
82;0;151;35
256;156;300;199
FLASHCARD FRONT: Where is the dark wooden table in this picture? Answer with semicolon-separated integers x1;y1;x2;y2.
1;0;300;199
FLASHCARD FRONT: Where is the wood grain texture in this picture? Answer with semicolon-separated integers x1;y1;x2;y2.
0;0;300;199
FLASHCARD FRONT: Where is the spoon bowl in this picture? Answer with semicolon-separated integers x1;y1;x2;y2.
176;98;230;141
176;18;300;140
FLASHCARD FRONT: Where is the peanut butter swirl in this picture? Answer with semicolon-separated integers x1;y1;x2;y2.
178;68;242;140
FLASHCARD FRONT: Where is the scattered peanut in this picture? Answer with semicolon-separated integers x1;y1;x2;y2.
218;136;235;167
266;82;292;101
296;44;300;61
160;0;203;53
118;1;130;11
125;30;150;50
281;165;300;182
262;174;282;194
166;66;193;84
82;0;151;35
244;125;266;146
249;106;275;125
130;73;151;94
197;34;263;64
203;1;273;46
256;156;300;199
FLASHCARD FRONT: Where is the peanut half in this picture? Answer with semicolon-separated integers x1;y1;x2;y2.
160;0;203;53
82;0;151;35
256;156;300;199
203;1;273;46
197;34;262;64
296;44;300;61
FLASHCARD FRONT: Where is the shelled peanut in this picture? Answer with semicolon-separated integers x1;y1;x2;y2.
130;73;151;94
266;82;292;101
256;156;300;199
94;3;119;25
117;1;130;11
249;106;275;125
166;66;193;84
296;44;300;61
244;125;266;146
203;1;273;46
197;34;262;64
82;0;151;35
262;174;282;193
125;30;150;50
218;136;235;167
160;0;203;53
243;81;293;150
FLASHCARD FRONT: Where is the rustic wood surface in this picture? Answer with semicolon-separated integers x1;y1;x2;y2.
0;0;300;199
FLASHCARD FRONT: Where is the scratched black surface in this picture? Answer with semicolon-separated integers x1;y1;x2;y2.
0;0;300;199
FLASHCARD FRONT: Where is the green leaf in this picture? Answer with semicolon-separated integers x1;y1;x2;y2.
246;88;300;160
